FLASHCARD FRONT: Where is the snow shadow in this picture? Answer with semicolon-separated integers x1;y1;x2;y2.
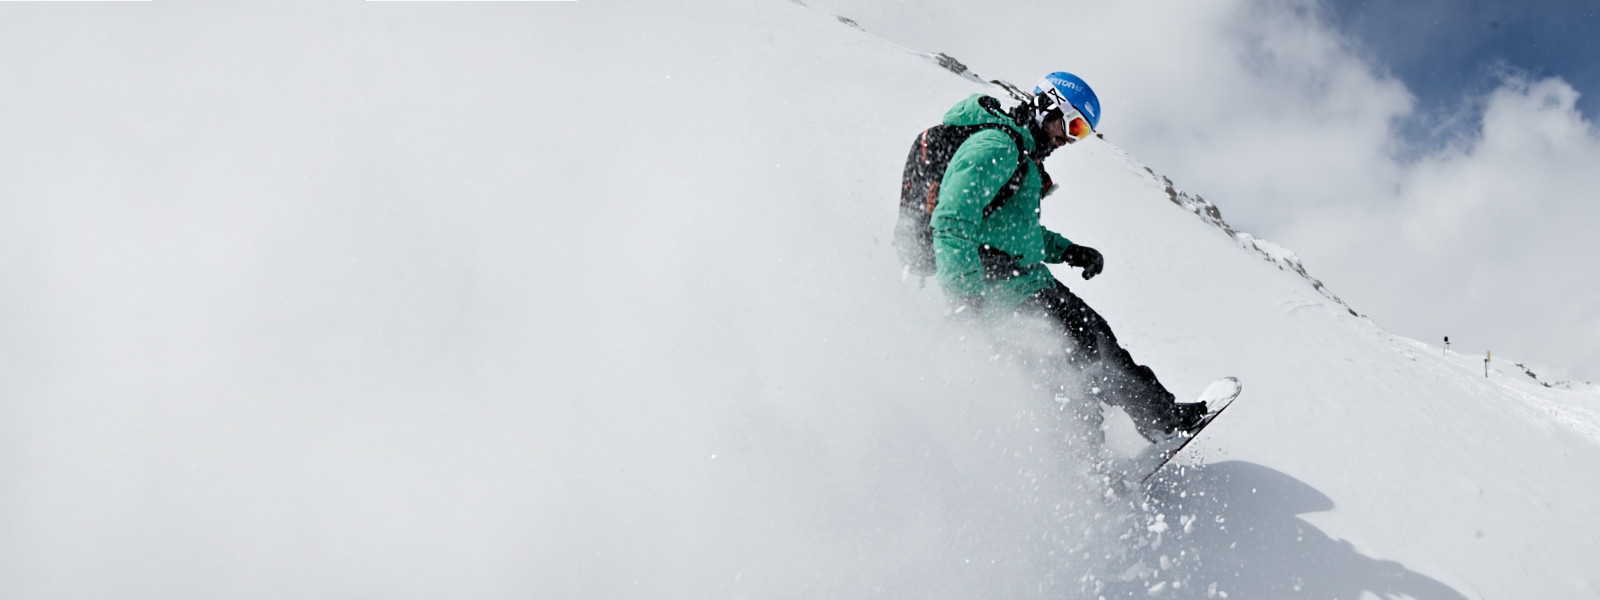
1097;461;1471;600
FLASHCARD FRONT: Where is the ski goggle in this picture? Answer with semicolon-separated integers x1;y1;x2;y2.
1058;105;1095;142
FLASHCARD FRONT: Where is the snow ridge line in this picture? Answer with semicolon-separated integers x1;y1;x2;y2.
1143;166;1361;318
898;41;1368;324
833;18;1362;321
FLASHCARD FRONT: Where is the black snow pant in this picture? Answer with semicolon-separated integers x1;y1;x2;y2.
1017;279;1181;443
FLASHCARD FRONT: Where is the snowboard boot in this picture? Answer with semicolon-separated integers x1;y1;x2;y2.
1170;401;1209;435
1132;401;1209;443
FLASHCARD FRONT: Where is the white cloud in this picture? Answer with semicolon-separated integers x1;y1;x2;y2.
1307;76;1600;379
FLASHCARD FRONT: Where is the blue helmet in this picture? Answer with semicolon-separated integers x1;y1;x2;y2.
1033;72;1101;131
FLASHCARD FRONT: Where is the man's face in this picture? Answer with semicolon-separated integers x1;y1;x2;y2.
1042;113;1072;151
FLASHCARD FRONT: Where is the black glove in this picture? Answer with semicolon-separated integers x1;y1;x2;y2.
1061;244;1103;280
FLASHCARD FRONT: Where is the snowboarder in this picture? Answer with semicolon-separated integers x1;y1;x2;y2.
927;72;1206;443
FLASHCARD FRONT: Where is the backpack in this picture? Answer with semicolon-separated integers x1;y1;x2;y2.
893;96;1031;279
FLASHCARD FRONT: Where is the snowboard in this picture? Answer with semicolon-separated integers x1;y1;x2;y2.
1122;377;1242;486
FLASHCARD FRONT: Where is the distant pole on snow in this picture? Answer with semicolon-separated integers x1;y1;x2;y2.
1485;350;1491;377
1443;336;1450;355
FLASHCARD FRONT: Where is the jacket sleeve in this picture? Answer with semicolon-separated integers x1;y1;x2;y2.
1041;227;1074;264
930;130;1020;298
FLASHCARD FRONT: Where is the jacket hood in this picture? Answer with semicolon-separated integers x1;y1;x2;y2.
940;94;1037;152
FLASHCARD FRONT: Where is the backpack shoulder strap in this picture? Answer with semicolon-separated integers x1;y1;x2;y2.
971;95;1031;218
966;126;1031;219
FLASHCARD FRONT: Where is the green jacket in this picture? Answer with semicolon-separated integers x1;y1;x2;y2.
931;94;1074;315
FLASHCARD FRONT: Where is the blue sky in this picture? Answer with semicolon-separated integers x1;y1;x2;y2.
1325;0;1600;152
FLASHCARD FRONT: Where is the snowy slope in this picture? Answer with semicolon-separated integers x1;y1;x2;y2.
1046;139;1600;598
1;1;1597;598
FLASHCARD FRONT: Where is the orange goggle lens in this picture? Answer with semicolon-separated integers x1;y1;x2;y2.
1067;116;1093;141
